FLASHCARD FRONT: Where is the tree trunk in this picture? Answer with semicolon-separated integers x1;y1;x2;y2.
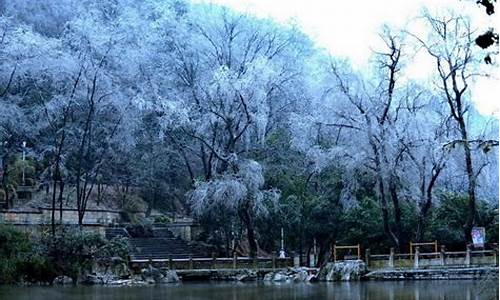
51;178;58;235
416;165;442;242
240;207;257;258
459;120;476;243
58;180;65;222
389;178;402;250
1;153;10;209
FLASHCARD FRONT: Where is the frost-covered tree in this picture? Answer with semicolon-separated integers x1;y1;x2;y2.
410;10;499;242
189;158;279;257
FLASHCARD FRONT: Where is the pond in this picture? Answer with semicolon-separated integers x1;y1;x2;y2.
0;280;497;300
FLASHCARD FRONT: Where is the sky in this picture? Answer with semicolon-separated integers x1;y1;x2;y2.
193;0;499;116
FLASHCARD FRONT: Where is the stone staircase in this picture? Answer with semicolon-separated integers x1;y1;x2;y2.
105;226;207;260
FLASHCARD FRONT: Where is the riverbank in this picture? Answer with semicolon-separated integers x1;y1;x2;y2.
78;266;319;286
364;266;499;280
1;281;498;300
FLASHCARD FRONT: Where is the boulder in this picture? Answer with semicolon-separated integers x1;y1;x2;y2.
272;271;290;282
110;262;132;279
141;266;180;284
235;269;257;281
317;260;367;281
82;274;104;285
292;268;309;282
161;270;180;283
141;265;163;283
263;267;317;283
53;275;73;285
263;272;274;281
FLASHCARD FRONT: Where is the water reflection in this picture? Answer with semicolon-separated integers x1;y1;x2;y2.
0;280;497;300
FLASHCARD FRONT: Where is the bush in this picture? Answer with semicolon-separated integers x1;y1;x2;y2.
0;225;51;284
154;215;172;224
41;227;130;283
0;225;130;284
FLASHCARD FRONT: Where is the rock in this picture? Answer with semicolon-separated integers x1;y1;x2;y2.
110;262;132;279
141;265;163;283
263;268;317;283
141;266;180;284
53;275;73;285
263;272;274;281
108;279;133;285
292;269;309;282
235;269;257;281
317;260;367;281
82;274;104;285
160;270;180;283
272;272;290;282
306;274;317;282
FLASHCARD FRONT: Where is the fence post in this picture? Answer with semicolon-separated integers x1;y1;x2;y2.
189;255;193;269
253;256;257;269
389;247;395;268
413;247;420;269
365;248;371;267
293;252;300;267
233;252;237;269
212;252;216;269
494;247;498;267
440;245;446;266
465;244;471;267
168;255;173;270
309;252;316;267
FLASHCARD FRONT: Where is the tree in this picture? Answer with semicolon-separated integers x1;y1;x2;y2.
189;158;279;257
410;11;498;242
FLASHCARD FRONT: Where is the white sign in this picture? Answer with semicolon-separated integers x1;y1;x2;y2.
471;227;485;248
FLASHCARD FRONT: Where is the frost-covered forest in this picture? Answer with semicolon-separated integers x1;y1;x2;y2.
0;0;498;259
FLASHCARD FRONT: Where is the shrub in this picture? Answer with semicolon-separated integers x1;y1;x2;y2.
0;225;130;284
153;215;172;224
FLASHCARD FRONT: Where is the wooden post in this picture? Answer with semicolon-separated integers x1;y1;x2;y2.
413;247;420;269
357;244;361;260
409;242;413;259
389;247;395;268
434;240;438;259
465;244;471;267
365;248;371;267
494;247;498;267
440;245;446;266
189;255;193;269
233;253;237;269
333;244;337;262
253;256;257;269
168;255;173;270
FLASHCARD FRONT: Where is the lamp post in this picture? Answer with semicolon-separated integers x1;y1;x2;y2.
22;141;26;185
279;227;286;258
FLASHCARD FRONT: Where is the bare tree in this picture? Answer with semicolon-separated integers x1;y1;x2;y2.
410;11;498;242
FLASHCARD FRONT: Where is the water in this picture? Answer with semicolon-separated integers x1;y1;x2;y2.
0;281;497;300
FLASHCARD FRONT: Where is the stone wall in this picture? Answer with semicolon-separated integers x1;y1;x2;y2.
0;208;122;226
365;267;498;280
164;222;201;241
